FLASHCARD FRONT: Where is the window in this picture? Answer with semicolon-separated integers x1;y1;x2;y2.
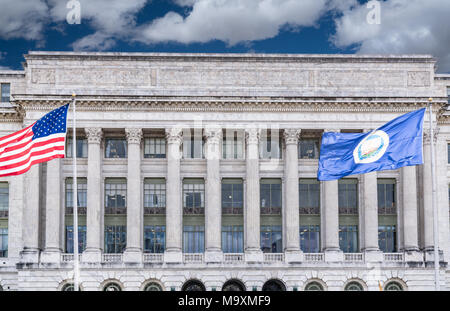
299;179;320;214
103;282;122;291
222;280;246;291
304;281;324;291
182;280;206;291
222;130;244;159
65;226;86;253
144;226;165;253
260;179;282;215
345;282;364;291
448;143;450;164
384;281;403;291
144;178;166;214
299;139;320;159
183;225;204;253
259;129;282;159
0;228;7;257
0;182;8;217
262;279;286;291
378;224;397;253
104;225;126;253
339;225;359;253
260;225;282;253
222;179;243;214
183;179;205;214
61;283;76;291
66;137;88;158
378;179;396;214
105;138;127;158
143;282;163;291
1;83;10;103
183;129;204;159
300;225;320;253
144;138;166;158
105;178;126;214
447;87;450;105
222;225;243;253
338;179;358;214
65;178;87;214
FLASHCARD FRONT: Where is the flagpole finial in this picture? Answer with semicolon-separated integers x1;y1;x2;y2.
72;93;76;98
428;97;433;102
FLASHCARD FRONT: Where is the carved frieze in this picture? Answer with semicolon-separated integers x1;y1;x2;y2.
317;70;404;87
407;71;431;87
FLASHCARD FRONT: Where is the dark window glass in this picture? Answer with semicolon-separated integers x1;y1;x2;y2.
260;179;282;215
448;144;450;164
338;179;358;214
183;179;205;214
222;225;243;253
144;138;166;158
65;226;86;253
0;183;9;216
105;138;127;158
378;225;397;252
183;225;204;253
66;137;88;158
299;179;320;214
300;225;320;253
339;225;359;253
1;84;10;103
104;225;126;253
260;225;282;253
378;179;396;214
222;179;243;214
260;130;281;159
65;178;87;214
144;226;165;253
299;139;320;159
183;129;204;159
144;179;166;214
105;179;126;214
0;228;7;257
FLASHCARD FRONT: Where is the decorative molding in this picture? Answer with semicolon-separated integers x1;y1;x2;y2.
125;128;143;144
283;129;301;145
165;127;183;145
204;128;222;145
423;127;440;144
84;127;103;144
245;128;260;145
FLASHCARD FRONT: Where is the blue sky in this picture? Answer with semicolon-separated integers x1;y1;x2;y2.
0;0;449;72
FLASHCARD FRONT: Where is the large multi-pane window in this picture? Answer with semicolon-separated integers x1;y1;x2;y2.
222;179;243;214
338;179;358;214
299;138;320;159
65;178;87;214
378;179;397;252
299;179;320;214
222;130;244;159
339;225;358;253
300;225;320;253
104;225;126;253
144;178;166;214
183;179;205;214
222;225;243;253
183;225;205;253
144;226;165;253
66;137;88;158
105;138;127;158
105;178;127;214
0;228;7;257
0;183;8;217
259;129;282;159
183;129;204;159
1;83;10;103
144;138;166;158
65;226;87;253
260;225;282;253
339;179;359;253
260;179;282;215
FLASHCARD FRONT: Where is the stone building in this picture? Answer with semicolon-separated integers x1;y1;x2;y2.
0;52;449;291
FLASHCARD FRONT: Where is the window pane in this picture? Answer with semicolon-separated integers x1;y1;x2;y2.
259;130;281;159
0;183;9;211
1;84;10;103
338;179;358;214
222;225;243;253
183;129;203;159
144;138;166;158
105;139;127;158
144;179;166;214
300;225;320;253
222;130;244;159
378;179;396;215
104;225;127;253
65;226;87;253
144;226;166;253
299;139;320;159
0;228;7;257
105;179;127;213
260;225;282;253
183;225;205;253
339;225;359;253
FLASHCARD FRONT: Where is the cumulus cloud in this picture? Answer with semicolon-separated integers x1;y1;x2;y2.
332;0;450;72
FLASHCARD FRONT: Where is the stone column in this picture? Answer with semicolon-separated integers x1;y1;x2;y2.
362;171;382;262
436;133;450;264
124;128;143;263
423;130;435;261
204;128;223;262
283;129;303;263
41;159;62;263
82;128;103;263
20;164;40;263
244;128;263;262
164;127;183;263
401;165;422;261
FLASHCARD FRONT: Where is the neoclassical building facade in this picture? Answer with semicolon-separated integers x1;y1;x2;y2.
0;52;449;291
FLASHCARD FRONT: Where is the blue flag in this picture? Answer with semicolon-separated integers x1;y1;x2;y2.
317;108;426;181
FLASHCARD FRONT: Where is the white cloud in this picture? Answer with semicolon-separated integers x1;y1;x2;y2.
333;0;450;72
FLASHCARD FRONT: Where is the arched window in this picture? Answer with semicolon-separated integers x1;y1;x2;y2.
144;282;163;291
262;279;286;291
182;280;206;291
344;281;364;291
222;279;246;291
103;282;122;291
304;281;324;291
384;281;403;291
61;283;74;291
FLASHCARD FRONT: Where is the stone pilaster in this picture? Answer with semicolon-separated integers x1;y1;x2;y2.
164;127;183;263
82;128;103;263
204;127;223;263
124;128;143;263
283;129;303;263
244;128;263;262
41;159;62;263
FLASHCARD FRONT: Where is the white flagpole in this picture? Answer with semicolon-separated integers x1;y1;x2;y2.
428;98;440;291
72;94;80;291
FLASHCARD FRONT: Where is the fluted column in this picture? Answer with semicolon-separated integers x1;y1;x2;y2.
204;127;223;262
21;164;40;263
82;128;103;263
124;128;143;263
41;158;63;263
244;128;263;262
164;127;183;263
283;129;303;263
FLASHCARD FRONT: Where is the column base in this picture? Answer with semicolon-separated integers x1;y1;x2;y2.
82;248;102;263
284;250;303;264
404;249;423;263
20;248;40;264
164;250;183;263
324;249;343;262
424;249;443;263
363;249;383;263
204;250;223;263
123;248;143;264
40;248;62;264
244;249;263;263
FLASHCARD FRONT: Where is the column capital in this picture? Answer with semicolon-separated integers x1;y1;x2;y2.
245;128;260;145
423;127;440;144
204;127;222;145
125;128;143;145
165;127;183;145
85;127;103;144
283;129;301;145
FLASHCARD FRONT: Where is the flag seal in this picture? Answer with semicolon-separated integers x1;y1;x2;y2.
353;130;390;164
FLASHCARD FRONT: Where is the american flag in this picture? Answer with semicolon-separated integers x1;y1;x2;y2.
0;104;69;177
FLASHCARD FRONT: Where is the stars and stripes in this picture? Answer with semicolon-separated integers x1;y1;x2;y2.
0;104;69;177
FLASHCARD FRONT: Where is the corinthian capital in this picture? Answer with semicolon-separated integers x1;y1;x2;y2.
245;128;260;145
204;127;222;145
125;128;143;144
165;127;183;145
423;127;440;144
84;128;103;144
283;129;301;145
